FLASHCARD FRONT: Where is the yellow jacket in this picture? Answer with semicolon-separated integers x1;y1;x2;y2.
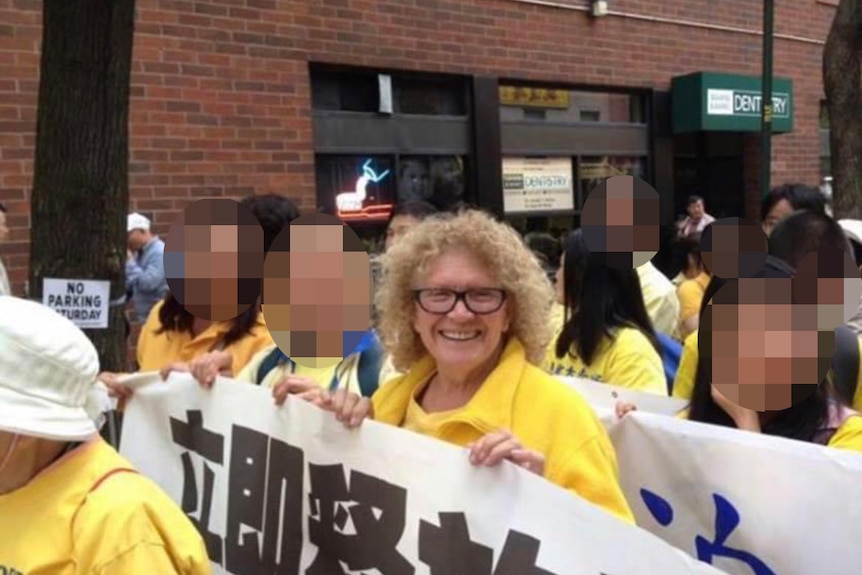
372;337;635;525
0;437;212;574
137;299;274;376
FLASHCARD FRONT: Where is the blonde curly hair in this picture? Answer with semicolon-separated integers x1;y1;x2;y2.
376;208;554;372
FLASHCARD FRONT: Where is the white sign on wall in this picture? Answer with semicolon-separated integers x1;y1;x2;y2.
42;278;110;329
706;89;790;118
502;157;575;213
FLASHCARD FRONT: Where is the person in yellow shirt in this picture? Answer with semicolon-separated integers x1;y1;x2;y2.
0;296;211;574
545;229;666;396
101;293;276;402
298;210;635;524
687;214;862;452
189;329;385;403
101;193;299;399
675;232;711;339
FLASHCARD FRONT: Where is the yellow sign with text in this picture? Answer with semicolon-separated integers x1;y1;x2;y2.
499;86;570;109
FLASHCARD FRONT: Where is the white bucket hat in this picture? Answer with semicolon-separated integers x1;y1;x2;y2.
127;212;151;232
0;296;100;440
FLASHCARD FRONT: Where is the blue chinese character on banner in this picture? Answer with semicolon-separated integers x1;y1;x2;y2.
640;489;777;575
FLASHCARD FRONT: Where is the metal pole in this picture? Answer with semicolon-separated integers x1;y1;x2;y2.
760;0;774;198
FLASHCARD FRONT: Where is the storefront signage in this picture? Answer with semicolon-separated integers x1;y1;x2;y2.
335;158;393;222
672;72;793;134
706;89;790;118
499;85;570;109
502;157;574;214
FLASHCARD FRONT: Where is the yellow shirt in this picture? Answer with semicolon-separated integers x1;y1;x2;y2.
829;415;862;452
636;261;680;338
673;330;698;400
373;337;636;525
237;344;342;391
137;299;274;376
0;437;211;575
677;271;711;323
544;327;667;396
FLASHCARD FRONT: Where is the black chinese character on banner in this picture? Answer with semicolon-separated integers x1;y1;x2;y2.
170;410;225;563
306;463;414;575
418;513;558;575
224;425;305;575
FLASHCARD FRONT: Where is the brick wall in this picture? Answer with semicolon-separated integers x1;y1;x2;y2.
0;0;840;295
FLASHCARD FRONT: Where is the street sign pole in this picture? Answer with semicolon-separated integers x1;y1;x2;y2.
760;0;774;199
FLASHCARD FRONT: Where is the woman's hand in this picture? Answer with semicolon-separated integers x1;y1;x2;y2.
190;351;232;388
615;400;638;420
272;376;324;406
711;385;761;432
468;430;545;476
316;389;373;428
99;372;133;400
159;362;190;381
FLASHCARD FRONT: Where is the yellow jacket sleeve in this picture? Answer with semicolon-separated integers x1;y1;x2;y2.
672;331;699;400
828;415;862;453
552;433;636;525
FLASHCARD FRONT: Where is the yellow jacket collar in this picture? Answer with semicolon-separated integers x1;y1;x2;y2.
374;337;526;434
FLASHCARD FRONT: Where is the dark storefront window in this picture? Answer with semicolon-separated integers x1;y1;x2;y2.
316;154;468;229
578;156;647;206
394;76;468;116
311;66;469;117
311;69;380;113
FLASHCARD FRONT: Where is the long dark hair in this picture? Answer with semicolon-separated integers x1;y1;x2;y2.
156;292;262;348
687;262;833;441
554;229;660;364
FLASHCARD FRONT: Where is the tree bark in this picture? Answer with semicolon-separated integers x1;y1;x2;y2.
823;0;862;219
29;0;136;372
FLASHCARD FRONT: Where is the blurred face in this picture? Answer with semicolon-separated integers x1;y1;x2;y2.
0;211;8;243
688;200;705;220
127;229;147;252
708;279;822;411
385;215;421;252
412;250;510;375
762;198;793;237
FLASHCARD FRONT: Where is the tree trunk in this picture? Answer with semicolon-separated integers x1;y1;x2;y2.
823;0;862;219
29;0;136;372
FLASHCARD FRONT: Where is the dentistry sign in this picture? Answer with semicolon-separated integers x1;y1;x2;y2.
706;89;790;119
671;72;794;133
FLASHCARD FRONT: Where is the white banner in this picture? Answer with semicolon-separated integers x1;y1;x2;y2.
120;373;726;575
609;412;862;575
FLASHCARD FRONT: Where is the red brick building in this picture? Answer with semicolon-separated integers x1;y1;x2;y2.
0;0;840;295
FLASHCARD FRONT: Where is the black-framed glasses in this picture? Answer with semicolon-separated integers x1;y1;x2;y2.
412;288;507;315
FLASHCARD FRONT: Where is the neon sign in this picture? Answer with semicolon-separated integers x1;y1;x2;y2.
336;159;393;222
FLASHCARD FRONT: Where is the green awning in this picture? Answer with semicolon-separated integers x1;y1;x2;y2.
672;72;793;134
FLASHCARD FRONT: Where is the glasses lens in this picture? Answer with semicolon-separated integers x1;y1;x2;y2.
419;289;457;313
465;289;504;313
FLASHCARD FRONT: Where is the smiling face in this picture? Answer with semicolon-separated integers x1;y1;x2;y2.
412;249;510;375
